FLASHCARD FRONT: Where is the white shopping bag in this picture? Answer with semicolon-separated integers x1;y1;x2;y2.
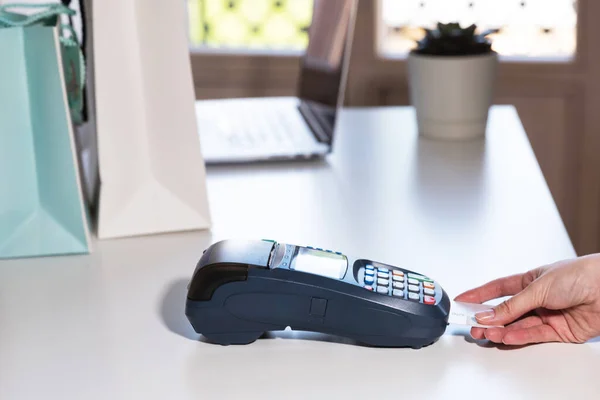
87;0;211;239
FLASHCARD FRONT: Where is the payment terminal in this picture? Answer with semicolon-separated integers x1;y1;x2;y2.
185;239;451;348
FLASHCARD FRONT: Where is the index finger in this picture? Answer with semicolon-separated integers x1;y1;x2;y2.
454;273;528;303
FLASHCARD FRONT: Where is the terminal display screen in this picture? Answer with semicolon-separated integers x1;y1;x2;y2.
292;247;347;280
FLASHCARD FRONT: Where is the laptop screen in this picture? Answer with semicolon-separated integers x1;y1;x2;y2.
296;0;355;144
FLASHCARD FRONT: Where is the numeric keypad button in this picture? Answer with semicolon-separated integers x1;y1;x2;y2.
408;292;420;301
377;278;389;286
408;284;420;293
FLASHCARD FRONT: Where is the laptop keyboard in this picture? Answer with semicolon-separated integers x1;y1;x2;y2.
199;102;318;150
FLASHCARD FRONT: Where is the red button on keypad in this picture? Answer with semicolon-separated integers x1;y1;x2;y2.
423;296;436;305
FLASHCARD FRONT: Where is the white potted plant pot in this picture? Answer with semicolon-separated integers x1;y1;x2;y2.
407;23;499;140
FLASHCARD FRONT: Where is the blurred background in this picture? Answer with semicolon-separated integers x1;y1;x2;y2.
1;0;593;254
187;0;576;57
186;0;600;257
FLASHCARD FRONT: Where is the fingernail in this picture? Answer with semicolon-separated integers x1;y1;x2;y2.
475;309;495;322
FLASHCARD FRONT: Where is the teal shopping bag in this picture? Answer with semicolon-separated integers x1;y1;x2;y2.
0;3;91;259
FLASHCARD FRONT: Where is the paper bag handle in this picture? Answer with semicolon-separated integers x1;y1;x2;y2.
0;3;86;125
0;3;75;27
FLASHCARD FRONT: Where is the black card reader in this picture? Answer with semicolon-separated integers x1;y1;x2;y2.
185;239;451;348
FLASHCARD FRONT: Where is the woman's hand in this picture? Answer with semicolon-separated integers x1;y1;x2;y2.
454;254;600;345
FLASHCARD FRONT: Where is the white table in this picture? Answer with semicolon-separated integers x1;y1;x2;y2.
1;106;595;400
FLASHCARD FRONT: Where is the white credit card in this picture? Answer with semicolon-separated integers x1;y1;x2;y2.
448;301;504;328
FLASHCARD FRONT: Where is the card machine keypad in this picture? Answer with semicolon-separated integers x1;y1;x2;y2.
362;264;439;306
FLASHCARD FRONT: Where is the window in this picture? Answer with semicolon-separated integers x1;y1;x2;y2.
377;0;578;60
187;0;314;53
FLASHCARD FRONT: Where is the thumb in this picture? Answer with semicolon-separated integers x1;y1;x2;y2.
475;283;544;326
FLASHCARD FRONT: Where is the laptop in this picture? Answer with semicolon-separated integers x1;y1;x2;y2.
195;0;358;164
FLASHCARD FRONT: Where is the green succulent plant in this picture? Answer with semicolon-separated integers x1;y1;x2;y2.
412;22;499;56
